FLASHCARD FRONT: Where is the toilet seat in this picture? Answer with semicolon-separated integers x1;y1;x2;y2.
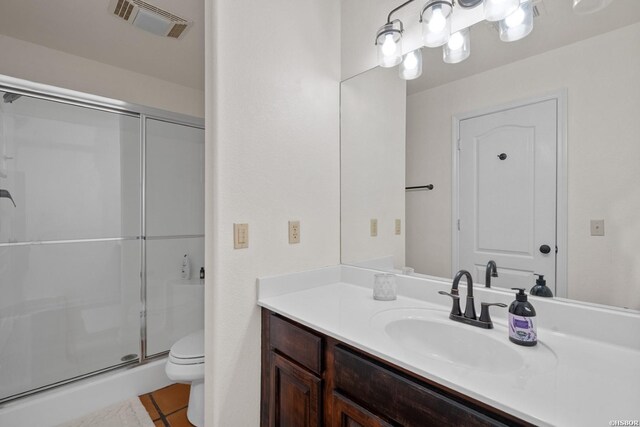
169;353;204;365
168;329;204;365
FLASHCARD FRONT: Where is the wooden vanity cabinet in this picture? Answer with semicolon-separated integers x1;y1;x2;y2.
262;310;323;427
261;308;531;427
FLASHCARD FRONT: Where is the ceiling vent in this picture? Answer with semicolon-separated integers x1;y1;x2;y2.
108;0;193;39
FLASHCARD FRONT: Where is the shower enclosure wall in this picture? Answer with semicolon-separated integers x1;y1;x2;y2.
0;77;204;404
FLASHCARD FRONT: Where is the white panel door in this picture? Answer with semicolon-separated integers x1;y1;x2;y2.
457;99;557;291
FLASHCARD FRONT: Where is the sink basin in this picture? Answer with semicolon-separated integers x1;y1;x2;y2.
371;308;557;374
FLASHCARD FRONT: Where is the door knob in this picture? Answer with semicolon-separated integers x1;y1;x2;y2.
539;244;551;254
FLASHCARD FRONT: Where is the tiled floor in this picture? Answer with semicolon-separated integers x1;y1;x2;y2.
139;383;194;427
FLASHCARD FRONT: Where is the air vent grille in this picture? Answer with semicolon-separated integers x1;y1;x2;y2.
114;0;135;20
108;0;193;39
130;0;190;25
167;23;189;39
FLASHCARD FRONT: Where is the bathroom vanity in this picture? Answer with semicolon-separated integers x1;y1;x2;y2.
258;266;640;427
261;309;530;426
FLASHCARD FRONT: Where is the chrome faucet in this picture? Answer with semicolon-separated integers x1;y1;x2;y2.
439;270;506;329
485;260;498;288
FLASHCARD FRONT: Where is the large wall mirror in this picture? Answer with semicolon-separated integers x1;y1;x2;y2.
340;1;640;311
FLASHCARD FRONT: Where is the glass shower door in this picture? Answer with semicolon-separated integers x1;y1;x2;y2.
144;119;204;356
0;91;142;401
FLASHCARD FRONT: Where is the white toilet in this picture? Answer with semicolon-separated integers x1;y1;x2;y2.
165;329;204;427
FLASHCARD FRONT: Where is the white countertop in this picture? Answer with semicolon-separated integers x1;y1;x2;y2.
257;265;640;427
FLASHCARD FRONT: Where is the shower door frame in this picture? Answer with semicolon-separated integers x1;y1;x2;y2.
0;74;204;404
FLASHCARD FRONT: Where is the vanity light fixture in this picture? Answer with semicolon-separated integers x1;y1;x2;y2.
376;20;404;68
443;28;470;63
375;0;539;78
399;49;423;80
484;0;521;21
499;0;533;42
420;0;454;47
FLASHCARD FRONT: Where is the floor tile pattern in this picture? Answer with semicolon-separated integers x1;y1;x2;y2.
139;384;193;427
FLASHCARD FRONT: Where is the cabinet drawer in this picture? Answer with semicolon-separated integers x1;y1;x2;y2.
334;346;511;427
269;314;322;375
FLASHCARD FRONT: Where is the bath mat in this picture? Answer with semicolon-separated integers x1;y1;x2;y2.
57;397;155;427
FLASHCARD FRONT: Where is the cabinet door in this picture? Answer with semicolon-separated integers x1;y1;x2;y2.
270;352;321;427
332;392;393;427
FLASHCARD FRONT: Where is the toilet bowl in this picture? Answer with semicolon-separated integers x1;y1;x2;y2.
165;329;204;427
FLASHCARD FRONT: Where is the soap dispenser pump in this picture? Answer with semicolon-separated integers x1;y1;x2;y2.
530;274;553;297
508;288;537;346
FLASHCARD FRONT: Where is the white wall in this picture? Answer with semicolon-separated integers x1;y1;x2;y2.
0;34;203;117
406;23;640;309
205;0;341;425
341;66;406;267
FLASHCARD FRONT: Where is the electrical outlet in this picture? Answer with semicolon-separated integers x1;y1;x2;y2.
234;223;249;249
289;220;300;244
370;218;378;237
590;219;604;236
395;219;401;235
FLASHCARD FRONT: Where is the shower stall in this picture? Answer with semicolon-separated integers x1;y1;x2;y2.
0;77;204;404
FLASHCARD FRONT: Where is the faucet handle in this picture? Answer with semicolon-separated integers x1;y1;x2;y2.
438;291;462;317
479;302;507;326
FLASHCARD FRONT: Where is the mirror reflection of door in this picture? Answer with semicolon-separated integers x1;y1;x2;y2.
455;97;562;294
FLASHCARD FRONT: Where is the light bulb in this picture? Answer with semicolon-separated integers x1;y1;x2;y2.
429;7;447;32
376;20;403;68
505;7;526;28
443;28;470;64
499;0;533;42
404;52;418;70
484;0;520;21
422;1;452;48
399;49;423;80
381;34;396;57
447;32;464;50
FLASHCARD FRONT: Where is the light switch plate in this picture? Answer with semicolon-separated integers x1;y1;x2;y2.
590;219;604;236
289;220;300;244
234;223;249;249
395;219;401;235
370;218;378;237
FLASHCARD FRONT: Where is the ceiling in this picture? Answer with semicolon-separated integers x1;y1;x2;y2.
407;0;640;94
0;0;637;96
0;0;204;91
